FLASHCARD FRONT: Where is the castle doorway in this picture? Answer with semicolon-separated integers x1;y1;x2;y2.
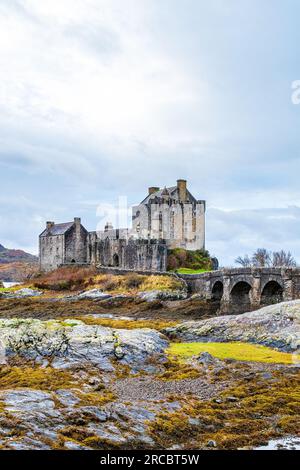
113;253;120;267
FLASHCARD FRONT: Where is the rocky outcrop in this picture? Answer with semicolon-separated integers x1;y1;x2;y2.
138;289;187;302
0;318;168;370
0;288;43;299
164;300;300;352
0;386;178;450
66;289;113;301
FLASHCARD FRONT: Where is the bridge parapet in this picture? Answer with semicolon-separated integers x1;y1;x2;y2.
178;267;300;314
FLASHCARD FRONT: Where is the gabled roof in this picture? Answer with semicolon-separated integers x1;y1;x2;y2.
140;186;176;204
140;186;197;204
40;222;74;237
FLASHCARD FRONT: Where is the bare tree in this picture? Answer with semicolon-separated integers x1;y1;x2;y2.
272;250;296;267
235;255;252;267
235;248;297;268
251;248;272;267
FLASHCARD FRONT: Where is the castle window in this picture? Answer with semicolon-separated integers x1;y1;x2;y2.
170;210;175;238
159;212;163;233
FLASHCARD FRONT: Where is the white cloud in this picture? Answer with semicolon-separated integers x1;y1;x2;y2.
208;206;300;266
0;0;299;265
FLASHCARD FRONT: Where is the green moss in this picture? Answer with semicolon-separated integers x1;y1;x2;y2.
167;342;300;364
148;370;300;449
75;390;116;407
176;268;210;274
58;427;125;450
157;356;201;381
76;316;179;331
82;436;124;450
0;365;76;391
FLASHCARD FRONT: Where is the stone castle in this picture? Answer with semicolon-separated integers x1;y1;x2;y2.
39;179;206;272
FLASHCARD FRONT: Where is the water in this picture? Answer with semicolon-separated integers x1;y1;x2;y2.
2;282;20;288
255;436;300;450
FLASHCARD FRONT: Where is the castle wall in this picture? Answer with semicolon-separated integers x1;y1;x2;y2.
88;233;167;272
132;199;206;251
64;224;88;264
39;234;64;272
39;221;88;272
39;180;206;273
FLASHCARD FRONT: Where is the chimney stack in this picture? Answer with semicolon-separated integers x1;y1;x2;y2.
46;221;54;230
104;222;113;232
177;179;187;202
74;218;81;233
148;187;160;195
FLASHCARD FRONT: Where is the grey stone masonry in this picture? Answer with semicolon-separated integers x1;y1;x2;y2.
39;179;205;273
178;267;300;314
39;218;88;272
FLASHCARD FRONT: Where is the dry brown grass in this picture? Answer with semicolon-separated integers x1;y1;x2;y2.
90;273;183;294
32;266;98;291
32;267;183;294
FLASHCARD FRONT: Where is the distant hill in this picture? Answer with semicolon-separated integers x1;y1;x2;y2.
0;244;38;264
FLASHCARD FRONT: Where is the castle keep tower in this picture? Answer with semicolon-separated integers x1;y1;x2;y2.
131;179;206;251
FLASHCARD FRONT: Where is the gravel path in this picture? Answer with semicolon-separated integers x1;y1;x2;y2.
111;376;224;401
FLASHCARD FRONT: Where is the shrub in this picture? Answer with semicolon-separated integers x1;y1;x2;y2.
167;254;178;271
124;273;144;289
167;248;213;271
33;266;97;291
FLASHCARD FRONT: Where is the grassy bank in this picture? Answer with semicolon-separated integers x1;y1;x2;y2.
32;266;184;293
168;342;300;364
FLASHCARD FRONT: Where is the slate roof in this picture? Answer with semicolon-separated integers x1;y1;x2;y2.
140;186;197;204
40;222;74;237
140;186;177;204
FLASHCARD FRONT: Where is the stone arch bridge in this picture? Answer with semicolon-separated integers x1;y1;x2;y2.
178;268;300;314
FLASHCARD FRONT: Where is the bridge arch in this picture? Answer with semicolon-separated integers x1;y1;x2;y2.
230;281;252;309
229;276;253;291
261;280;283;305
260;276;284;292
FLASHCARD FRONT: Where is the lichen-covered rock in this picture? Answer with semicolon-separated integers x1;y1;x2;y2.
0;318;168;369
0;288;43;299
164;300;300;352
196;352;221;366
67;289;112;301
138;289;187;302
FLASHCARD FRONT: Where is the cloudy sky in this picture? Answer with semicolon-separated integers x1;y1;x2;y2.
0;0;299;266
